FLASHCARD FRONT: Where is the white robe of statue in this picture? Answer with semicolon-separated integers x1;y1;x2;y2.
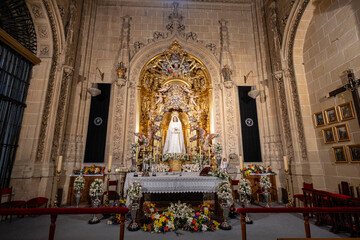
163;115;186;154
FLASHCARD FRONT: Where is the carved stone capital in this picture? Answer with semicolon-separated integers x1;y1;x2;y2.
223;80;234;89
273;70;283;82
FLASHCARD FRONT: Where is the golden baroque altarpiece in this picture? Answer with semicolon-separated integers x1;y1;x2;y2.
137;41;214;155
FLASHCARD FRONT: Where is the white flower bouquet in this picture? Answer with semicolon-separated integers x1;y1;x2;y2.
74;175;85;191
130;143;139;154
127;181;143;201
214;168;229;180
259;175;272;189
182;163;200;172
216;181;233;202
89;179;103;198
167;201;193;221
214;142;222;154
162;153;188;162
155;164;170;172
239;178;252;196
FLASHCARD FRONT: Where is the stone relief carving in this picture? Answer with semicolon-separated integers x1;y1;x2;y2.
39;45;50;57
31;4;44;18
36;0;60;162
132;2;217;59
38;25;49;38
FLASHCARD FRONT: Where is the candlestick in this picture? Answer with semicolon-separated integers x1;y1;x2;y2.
108;155;112;172
283;156;289;171
57;156;63;173
239;155;243;170
136;146;139;164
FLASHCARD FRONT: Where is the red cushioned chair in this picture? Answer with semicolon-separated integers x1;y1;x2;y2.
0;187;26;221
230;179;240;201
293;182;313;207
103;180;119;204
26;197;48;208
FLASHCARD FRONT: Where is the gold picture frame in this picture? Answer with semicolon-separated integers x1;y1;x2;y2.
332;146;348;163
338;102;355;121
324;107;339;124
335;124;351;142
313;111;326;127
347;144;360;163
322;127;336;144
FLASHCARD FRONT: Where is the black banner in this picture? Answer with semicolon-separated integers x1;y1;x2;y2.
238;86;262;162
84;84;111;163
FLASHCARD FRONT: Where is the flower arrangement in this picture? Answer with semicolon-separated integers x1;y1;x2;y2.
145;203;158;215
181;163;200;172
73;175;85;191
89;179;103;198
127;181;142;202
161;153;188;162
155;163;170;172
142;212;175;233
242;164;273;176
141;201;220;233
239;177;252;196
167;201;193;225
183;212;220;232
214;142;223;154
108;199;127;224
213;168;229;180
217;181;233;203
259;175;272;189
199;203;211;216
73;165;105;175
192;153;206;165
130;143;139;154
229;203;237;218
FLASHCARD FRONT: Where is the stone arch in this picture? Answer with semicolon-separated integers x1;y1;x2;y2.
119;36;225;166
10;0;65;200
280;0;317;194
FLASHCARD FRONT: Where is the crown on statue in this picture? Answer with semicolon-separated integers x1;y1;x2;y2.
172;111;179;117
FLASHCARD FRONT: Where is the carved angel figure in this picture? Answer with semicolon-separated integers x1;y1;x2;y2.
199;127;219;151
134;130;152;147
155;92;164;105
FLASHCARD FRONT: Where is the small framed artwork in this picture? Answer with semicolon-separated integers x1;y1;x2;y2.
322;127;336;144
313;111;326;127
338;102;355;121
347;144;360;163
325;107;339;124
335;124;351;142
332;146;348;163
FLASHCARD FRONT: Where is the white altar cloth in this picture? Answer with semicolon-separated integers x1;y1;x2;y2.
124;172;222;196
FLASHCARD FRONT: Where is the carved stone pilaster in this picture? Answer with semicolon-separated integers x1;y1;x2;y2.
50;65;74;163
36;0;60;162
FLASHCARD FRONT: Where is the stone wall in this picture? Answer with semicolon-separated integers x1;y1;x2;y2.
302;0;360;193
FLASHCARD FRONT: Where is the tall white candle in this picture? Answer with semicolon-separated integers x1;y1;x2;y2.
283;156;289;171
239;155;244;170
57;156;63;173
108;155;112;172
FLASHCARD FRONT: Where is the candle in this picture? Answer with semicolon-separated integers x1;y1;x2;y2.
108;155;112;172
283;156;289;171
136;146;139;163
57;156;63;173
239;155;244;170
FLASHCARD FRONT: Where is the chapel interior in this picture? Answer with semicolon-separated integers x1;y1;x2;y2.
1;0;360;239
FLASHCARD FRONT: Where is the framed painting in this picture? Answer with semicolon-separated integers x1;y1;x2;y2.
322;127;336;144
338;102;355;121
325;107;339;124
347;144;360;163
332;146;348;163
335;124;351;142
314;111;326;127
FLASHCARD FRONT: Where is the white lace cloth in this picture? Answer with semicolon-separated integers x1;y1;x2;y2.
124;172;222;196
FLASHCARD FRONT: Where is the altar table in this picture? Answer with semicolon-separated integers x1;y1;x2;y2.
124;172;222;196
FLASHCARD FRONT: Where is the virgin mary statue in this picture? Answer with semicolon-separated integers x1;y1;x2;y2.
163;115;186;154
